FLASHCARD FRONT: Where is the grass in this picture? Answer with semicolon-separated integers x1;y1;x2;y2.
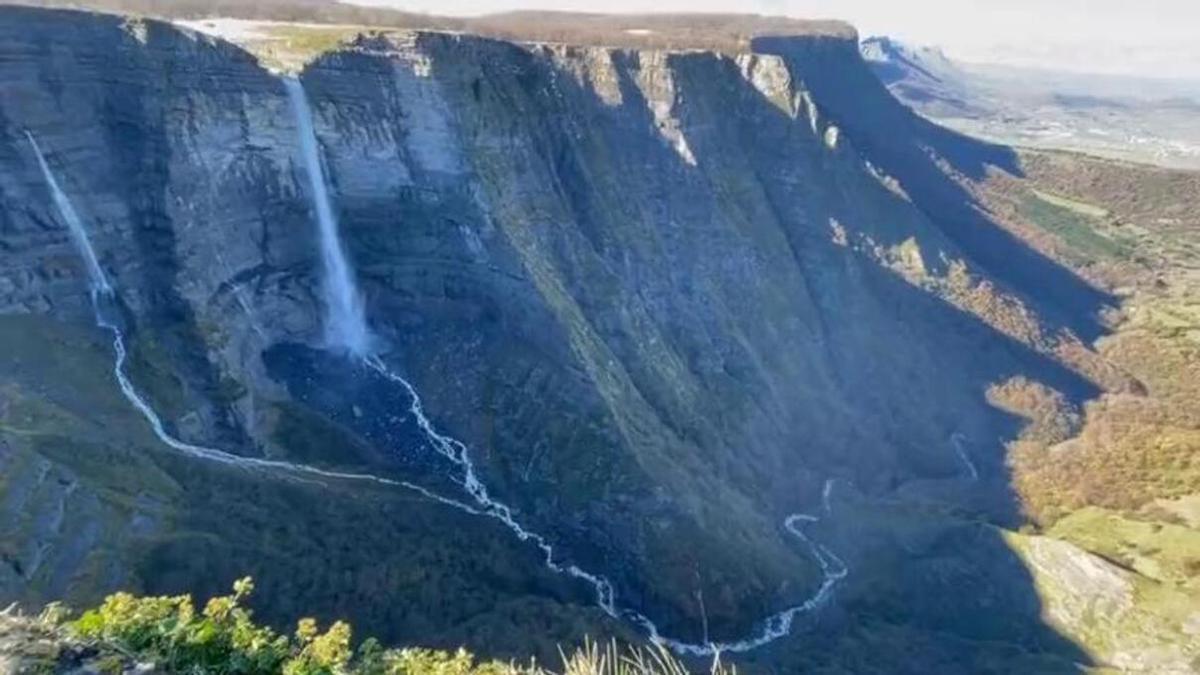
1003;530;1200;669
0;315;190;608
977;154;1200;671
1030;190;1109;219
1017;192;1132;265
252;25;367;72
1018;151;1200;245
1151;494;1200;528
0;315;138;430
1049;507;1200;589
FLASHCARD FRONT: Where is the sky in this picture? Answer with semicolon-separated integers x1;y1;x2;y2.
344;0;1200;81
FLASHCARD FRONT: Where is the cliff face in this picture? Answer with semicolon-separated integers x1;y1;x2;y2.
0;6;1156;670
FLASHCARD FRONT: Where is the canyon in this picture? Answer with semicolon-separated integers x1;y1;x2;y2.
1;6;1198;672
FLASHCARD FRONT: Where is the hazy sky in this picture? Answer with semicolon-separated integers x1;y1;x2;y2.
345;0;1200;80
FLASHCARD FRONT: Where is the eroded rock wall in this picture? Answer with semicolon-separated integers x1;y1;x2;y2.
0;6;1110;658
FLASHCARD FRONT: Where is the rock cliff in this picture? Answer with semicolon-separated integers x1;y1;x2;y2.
2;6;1184;671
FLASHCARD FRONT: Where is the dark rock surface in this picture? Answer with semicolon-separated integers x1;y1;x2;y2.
0;7;1131;670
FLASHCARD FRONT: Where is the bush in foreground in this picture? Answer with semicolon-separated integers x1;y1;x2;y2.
13;578;733;674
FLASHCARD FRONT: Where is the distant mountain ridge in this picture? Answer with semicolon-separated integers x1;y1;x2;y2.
860;36;957;82
859;36;978;117
860;35;1200;169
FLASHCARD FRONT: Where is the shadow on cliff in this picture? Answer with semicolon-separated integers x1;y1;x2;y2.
332;33;1105;669
0;7;251;451
754;36;1116;345
0;7;1102;670
669;44;1097;670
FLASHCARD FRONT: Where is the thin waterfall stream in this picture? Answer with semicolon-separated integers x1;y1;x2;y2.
24;131;110;295
27;112;850;655
283;77;372;357
24;133;480;508
951;432;980;481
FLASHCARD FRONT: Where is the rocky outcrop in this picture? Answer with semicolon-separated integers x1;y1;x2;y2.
1010;532;1200;672
0;6;1128;668
0;610;157;675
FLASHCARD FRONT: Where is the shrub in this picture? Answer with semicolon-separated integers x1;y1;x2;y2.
72;577;290;673
57;579;732;674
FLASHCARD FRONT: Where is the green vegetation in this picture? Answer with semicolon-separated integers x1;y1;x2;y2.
1019;151;1200;243
1003;530;1200;670
981;154;1200;672
1030;190;1109;219
269;401;377;468
126;331;190;424
1017;192;1131;264
250;25;366;72
13;579;732;675
1049;507;1200;589
71;578;307;674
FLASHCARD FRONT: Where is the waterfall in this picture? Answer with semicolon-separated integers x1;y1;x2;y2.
951;432;980;481
283;77;372;357
24;132;474;506
25;132;111;295
25;128;849;657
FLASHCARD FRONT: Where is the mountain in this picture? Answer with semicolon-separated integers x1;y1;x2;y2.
0;6;1198;673
858;36;978;117
861;35;1200;170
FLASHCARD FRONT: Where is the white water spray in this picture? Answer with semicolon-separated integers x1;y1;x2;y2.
25;132;111;295
284;78;372;357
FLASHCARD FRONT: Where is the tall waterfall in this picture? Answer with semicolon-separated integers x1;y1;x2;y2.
283;77;372;357
23;131;474;507
25;128;849;657
25;131;111;295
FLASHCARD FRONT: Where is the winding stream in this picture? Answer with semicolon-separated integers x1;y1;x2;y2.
951;432;979;482
26;112;850;656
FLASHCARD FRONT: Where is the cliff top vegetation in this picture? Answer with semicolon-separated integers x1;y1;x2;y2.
0;578;734;674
